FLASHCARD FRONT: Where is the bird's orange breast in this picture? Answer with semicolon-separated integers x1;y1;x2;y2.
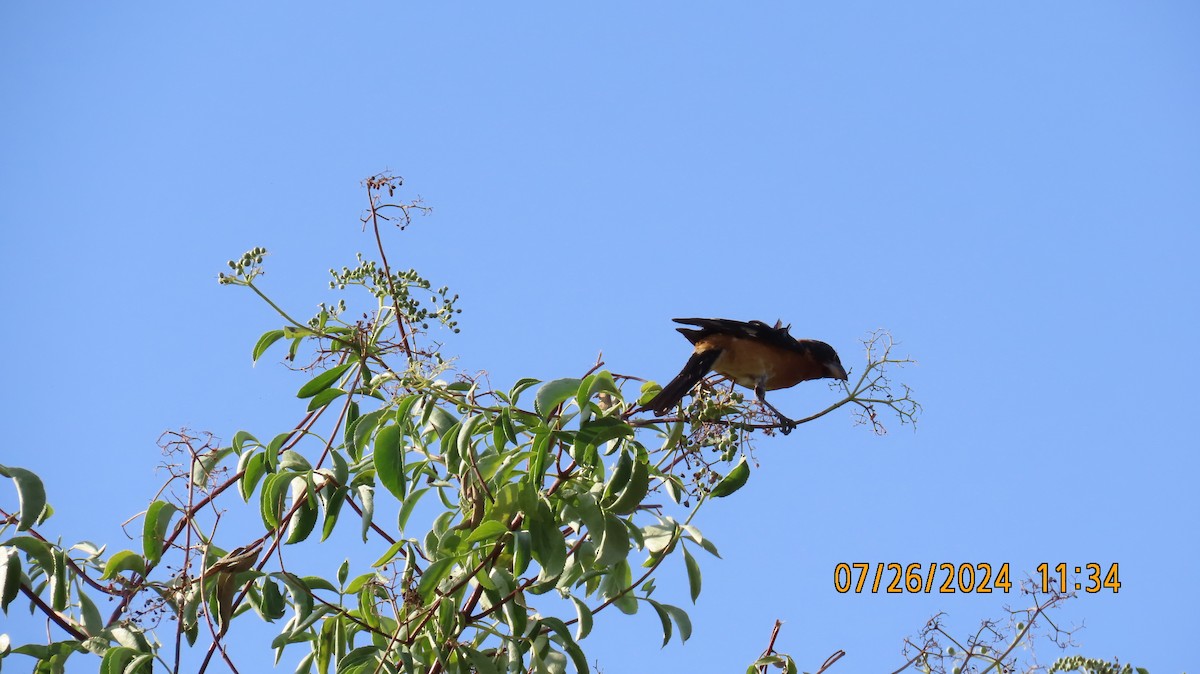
700;335;827;391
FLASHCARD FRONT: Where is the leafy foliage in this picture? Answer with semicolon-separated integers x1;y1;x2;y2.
0;173;931;673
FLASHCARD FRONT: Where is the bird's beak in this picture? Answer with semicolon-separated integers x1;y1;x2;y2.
830;363;848;381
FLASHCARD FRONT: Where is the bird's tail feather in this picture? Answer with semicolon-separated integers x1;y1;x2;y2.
640;349;721;415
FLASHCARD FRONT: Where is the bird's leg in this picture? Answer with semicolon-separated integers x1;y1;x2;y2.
754;384;796;435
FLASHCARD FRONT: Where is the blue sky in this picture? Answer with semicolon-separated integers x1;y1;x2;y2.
2;3;1197;673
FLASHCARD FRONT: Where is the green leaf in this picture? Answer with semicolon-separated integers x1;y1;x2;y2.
257;577;287;621
570;595;593;641
439;421;464;473
500;408;520;446
642;520;678;556
78;589;103;635
748;654;798;674
337;646;381;674
358;581;380;630
343;400;361;460
397;487;429;533
606;453;650;516
231;430;259;453
394;393;421;427
305;387;346;412
460;646;500;674
357;485;374;543
191;447;234;488
455;414;485;472
594;513;631;567
267;431;293;456
320;486;347;542
502;590;528;638
464;521;508;545
344;572;376;595
260;472;292;529
4;535;53;570
601;450;633;505
100;550;146;580
279;449;310;471
141;501;178;565
425;405;457;439
303;575;338;593
686;522;710;549
252;329;286;363
296;363;353;399
663;604;692;643
358;358;375;391
576;370;621;412
492;412;509;452
527;430;551;487
0;464;47;531
664;474;684;505
680;523;720;557
130;654;155;673
511;529;532;576
315;619;335;674
538;616;590;673
602;558;631;594
573;417;632;459
182;584;201;645
351;410;387;459
0;547;22;613
238;451;268;502
416;557;454;602
371;540;407;568
508;377;541;403
709;456;750;498
534;378;582;418
285;478;318;544
100;646;139;674
372;424;406;501
682;545;702;603
612;589;638;614
528;497;566;578
287;334;304;362
275;572;315;624
330;449;349;486
488;566;515;598
491;481;526;525
647;599;672;647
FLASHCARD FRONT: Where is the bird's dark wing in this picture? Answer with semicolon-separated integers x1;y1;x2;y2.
640;347;723;415
672;317;805;353
672;317;844;379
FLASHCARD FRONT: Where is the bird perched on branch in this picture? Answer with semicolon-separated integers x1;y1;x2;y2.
640;317;848;434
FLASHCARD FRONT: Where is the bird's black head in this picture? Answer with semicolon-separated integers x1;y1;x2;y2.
810;340;848;381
